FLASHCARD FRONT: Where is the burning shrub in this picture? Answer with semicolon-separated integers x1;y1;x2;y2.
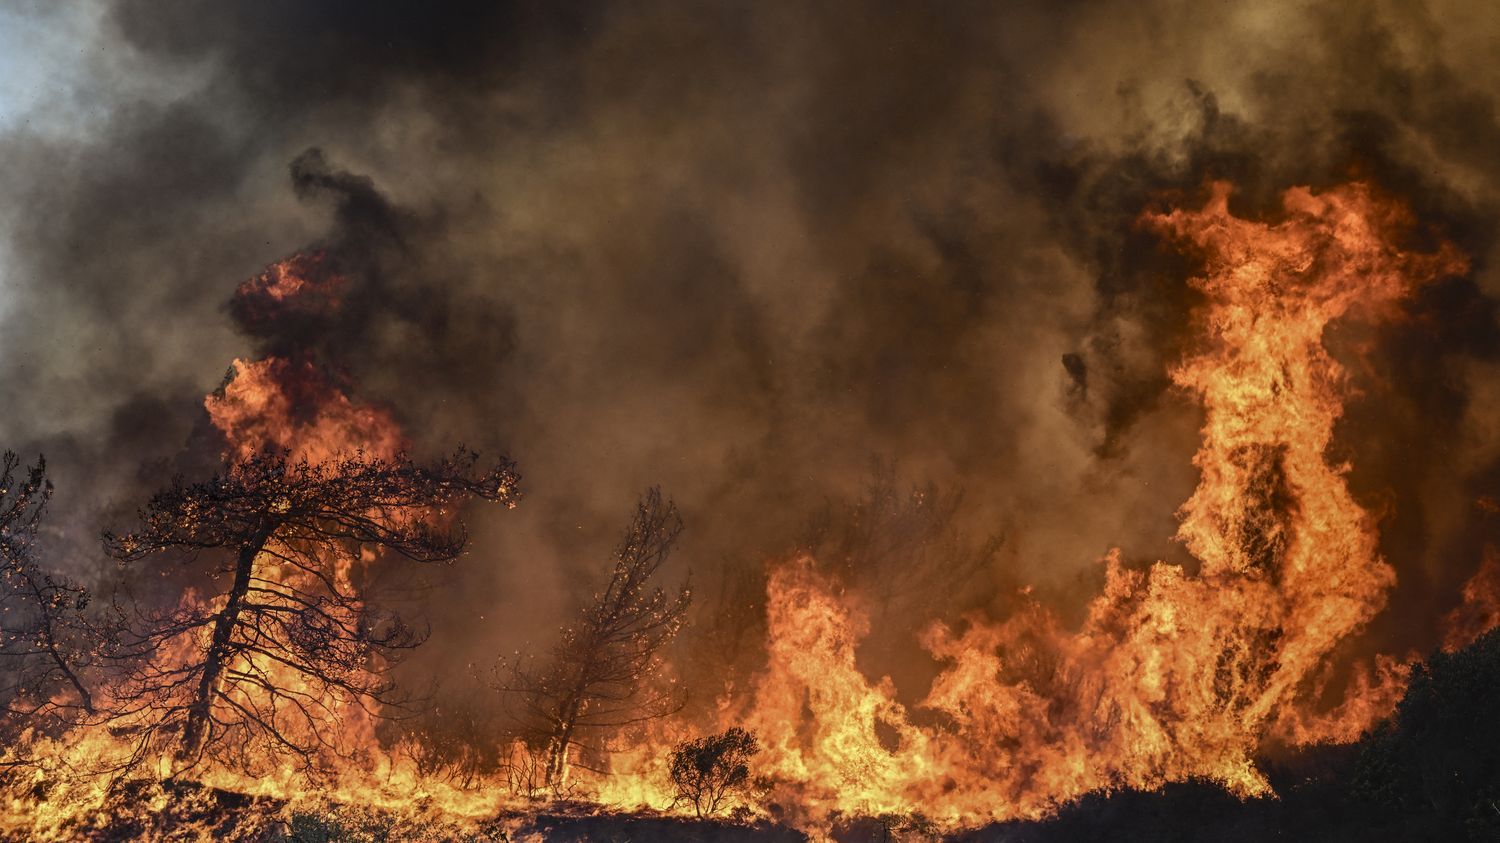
668;727;762;818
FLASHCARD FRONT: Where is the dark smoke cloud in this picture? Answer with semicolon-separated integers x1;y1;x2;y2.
0;1;1497;694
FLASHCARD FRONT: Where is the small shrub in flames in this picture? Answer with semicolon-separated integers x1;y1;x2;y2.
668;727;765;818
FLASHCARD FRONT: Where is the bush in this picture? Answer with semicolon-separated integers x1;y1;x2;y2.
1352;628;1500;840
669;727;762;818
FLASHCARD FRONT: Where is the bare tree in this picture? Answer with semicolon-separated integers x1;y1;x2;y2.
103;448;518;774
503;488;691;792
0;452;99;746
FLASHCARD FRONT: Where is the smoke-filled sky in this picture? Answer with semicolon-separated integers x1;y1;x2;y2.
1;1;1498;688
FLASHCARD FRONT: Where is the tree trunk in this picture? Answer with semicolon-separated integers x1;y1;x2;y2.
180;531;269;761
544;689;586;791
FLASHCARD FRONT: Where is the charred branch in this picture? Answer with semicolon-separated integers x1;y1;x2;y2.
0;452;101;746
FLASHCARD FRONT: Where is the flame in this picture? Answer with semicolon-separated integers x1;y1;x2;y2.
228;251;347;336
2;187;1485;839
675;182;1469;831
1443;547;1500;653
0;254;498;839
206;356;405;464
743;560;934;823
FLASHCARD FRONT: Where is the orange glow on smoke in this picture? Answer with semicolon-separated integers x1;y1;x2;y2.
229;251;347;333
2;188;1485;839
677;182;1470;831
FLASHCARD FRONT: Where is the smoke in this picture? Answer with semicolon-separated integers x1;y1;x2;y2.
0;0;1497;698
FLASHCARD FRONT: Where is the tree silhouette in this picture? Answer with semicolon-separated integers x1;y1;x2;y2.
505;488;691;792
669;727;761;818
103;448;518;774
1353;628;1500;839
0;451;99;748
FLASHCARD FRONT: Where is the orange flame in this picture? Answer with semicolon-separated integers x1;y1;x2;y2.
680;182;1469;831
229;251;347;335
2;187;1482;838
1443;547;1500;653
206;356;405;464
0;254;502;840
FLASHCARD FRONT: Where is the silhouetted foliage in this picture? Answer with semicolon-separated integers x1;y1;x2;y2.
103;448;518;775
502;488;691;792
0;452;100;750
669;727;761;818
1352;629;1500;840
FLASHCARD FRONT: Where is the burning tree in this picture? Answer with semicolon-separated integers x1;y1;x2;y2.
0;452;99;745
103;448;518;774
505;488;691;792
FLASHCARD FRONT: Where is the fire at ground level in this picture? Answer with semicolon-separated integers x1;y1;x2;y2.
2;177;1496;841
11;625;1499;842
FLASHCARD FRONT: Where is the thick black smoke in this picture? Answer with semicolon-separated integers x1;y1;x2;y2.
0;1;1497;701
